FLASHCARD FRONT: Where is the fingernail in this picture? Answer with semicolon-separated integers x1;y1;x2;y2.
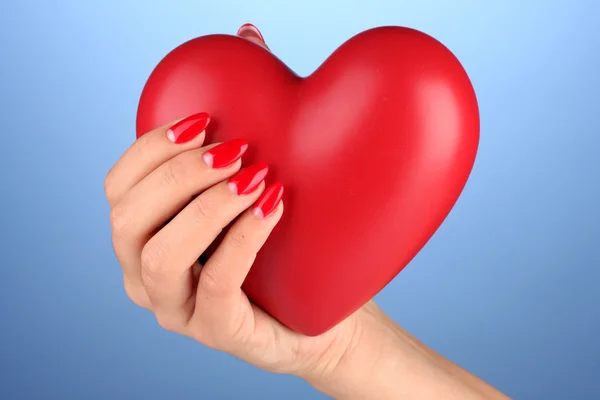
253;183;284;218
228;163;269;195
167;112;211;144
237;23;265;42
203;139;249;169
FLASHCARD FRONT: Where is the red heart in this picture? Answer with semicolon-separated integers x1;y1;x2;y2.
136;26;479;336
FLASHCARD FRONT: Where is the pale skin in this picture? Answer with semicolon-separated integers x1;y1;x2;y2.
104;24;510;399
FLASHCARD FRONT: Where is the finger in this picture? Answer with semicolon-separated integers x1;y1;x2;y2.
140;163;270;331
111;140;249;304
104;112;210;207
237;23;270;51
200;183;284;293
192;184;284;342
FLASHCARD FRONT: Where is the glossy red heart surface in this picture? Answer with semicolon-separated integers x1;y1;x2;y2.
136;26;479;336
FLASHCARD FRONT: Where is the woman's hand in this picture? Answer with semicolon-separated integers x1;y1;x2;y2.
103;104;366;375
104;24;509;399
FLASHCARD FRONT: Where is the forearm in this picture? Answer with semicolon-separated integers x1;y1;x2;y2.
304;304;509;399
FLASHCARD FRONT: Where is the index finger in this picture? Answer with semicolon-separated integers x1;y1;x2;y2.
104;112;210;206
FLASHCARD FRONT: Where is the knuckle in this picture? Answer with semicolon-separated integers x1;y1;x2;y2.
140;240;168;279
109;204;129;237
197;268;228;298
225;229;249;252
159;159;183;187
191;195;218;222
160;152;207;189
104;172;116;204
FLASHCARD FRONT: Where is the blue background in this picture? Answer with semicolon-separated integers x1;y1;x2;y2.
1;1;599;399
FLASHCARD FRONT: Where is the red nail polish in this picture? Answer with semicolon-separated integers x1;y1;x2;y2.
253;183;284;218
228;163;269;195
237;23;265;42
167;112;210;144
203;139;249;168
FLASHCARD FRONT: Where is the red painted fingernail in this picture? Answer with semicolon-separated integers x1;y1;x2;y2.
203;139;249;169
167;112;211;144
253;183;284;218
237;23;265;42
228;163;269;195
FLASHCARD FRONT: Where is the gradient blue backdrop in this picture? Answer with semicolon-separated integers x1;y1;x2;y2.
1;1;598;399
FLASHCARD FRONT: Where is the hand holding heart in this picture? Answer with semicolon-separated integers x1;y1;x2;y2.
106;25;506;399
136;21;480;337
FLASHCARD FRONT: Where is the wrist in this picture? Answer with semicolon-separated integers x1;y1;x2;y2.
300;302;507;399
302;303;433;399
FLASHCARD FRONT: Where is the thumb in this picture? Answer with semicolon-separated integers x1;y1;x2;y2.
237;23;270;51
